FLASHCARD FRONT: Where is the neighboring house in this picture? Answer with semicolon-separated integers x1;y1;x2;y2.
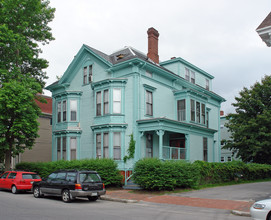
46;27;225;171
256;12;271;47
12;94;52;167
220;111;239;162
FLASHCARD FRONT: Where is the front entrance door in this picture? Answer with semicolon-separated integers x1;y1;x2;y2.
146;134;153;158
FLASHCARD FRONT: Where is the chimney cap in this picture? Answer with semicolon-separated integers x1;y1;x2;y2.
147;27;159;37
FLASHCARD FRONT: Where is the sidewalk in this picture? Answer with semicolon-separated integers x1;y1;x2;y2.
101;189;253;217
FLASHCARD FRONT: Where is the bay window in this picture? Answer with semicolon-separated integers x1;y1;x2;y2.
96;133;101;159
190;99;195;121
70;100;77;121
70;137;77;160
103;133;109;158
113;89;121;114
62;101;67;122
113;132;121;160
96;91;101;116
57;102;61;123
103;90;109;115
177;99;186;121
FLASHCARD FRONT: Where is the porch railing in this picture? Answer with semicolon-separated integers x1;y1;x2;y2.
163;146;186;160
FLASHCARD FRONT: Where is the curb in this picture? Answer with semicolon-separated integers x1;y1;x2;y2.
231;210;251;217
100;196;139;203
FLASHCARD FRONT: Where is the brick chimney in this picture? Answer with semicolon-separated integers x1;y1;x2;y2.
147;27;159;63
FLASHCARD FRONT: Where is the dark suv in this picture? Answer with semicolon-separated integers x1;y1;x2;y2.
32;170;106;202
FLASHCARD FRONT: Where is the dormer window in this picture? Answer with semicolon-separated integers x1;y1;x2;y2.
116;54;125;60
185;68;195;84
206;79;210;90
185;68;190;81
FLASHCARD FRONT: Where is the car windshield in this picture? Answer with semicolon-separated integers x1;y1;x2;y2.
79;173;101;183
22;173;41;179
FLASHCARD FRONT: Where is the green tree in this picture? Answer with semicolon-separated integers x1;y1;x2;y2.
0;0;55;86
223;75;271;164
0;76;42;170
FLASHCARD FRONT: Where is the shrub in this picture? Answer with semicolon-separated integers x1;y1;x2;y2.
15;159;123;187
133;158;200;190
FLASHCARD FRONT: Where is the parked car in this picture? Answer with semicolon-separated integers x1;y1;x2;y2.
0;171;41;194
250;199;271;220
32;170;106;203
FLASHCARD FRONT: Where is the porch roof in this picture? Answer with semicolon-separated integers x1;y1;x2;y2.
137;117;217;136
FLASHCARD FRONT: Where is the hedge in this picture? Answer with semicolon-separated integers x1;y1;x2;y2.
133;159;271;191
15;159;123;187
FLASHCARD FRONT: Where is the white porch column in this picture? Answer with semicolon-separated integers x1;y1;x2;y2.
156;130;165;159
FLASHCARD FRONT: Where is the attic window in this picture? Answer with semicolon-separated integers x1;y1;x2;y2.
116;54;125;60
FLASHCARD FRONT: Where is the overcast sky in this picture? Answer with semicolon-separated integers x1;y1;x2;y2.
41;0;271;114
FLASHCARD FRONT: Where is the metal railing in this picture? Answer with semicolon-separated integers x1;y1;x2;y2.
163;146;186;160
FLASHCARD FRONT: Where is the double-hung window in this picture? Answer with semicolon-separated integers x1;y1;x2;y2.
190;99;195;122
146;90;153;116
57;137;61;160
103;90;109;115
206;79;210;90
196;102;201;123
83;67;88;84
57;102;61;123
203;137;208;161
70;100;77;121
88;65;93;83
96;134;101;159
185;68;190;81
70;137;77;160
113;132;121;160
103;133;109;158
113;89;121;114
201;104;206;125
62;137;66;160
62;101;67;122
96;92;101;116
177;99;186;121
191;71;195;84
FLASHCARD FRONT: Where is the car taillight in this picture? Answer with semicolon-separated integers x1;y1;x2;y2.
75;184;82;190
103;183;105;189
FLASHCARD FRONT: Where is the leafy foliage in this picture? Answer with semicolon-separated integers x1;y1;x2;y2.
133;159;271;191
123;134;136;163
0;77;42;169
223;75;271;164
15;159;123;187
0;0;55;86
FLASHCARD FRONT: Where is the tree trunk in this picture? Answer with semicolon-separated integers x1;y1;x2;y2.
4;150;11;171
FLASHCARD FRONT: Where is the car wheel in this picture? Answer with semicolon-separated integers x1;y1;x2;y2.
268;212;271;220
62;189;72;203
87;196;99;201
11;185;18;194
33;186;41;198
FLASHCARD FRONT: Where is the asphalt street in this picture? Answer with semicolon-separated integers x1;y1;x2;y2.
0;190;246;220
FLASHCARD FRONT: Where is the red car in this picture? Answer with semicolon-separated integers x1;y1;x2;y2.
0;171;41;194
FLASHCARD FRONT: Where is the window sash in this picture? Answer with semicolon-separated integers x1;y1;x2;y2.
70;137;77;160
83;67;87;84
63;101;67;122
88;65;92;83
113;132;121;160
57;137;61;160
146;134;153;158
206;79;210;90
191;71;195;84
191;99;195;121
96;134;101;159
70;100;77;121
62;137;66;160
185;68;190;81
177;99;186;121
96;92;101;116
57;102;61;123
103;90;109;115
201;104;206;124
113;89;121;114
196;102;200;123
146;91;153;116
103;133;109;158
203;137;208;161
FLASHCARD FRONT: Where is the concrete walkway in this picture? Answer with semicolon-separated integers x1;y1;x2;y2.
101;189;254;217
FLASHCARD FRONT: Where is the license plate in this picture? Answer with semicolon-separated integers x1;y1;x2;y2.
91;192;98;196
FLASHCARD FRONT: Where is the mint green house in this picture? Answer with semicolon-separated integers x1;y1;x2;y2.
46;28;225;171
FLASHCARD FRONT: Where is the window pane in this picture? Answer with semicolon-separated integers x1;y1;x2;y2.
62;137;66;160
83;67;87;84
190;99;195;121
201;104;206;125
146;91;153;116
113;132;121;160
113;89;121;101
103;133;109;158
89;65;92;83
96;92;101;116
96;134;101;159
70;100;77;121
177;99;186;121
70;137;77;160
196;102;200;123
57;137;61;160
63;101;66;122
185;68;190;81
57;102;61;123
203;137;208;161
104;90;109;114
